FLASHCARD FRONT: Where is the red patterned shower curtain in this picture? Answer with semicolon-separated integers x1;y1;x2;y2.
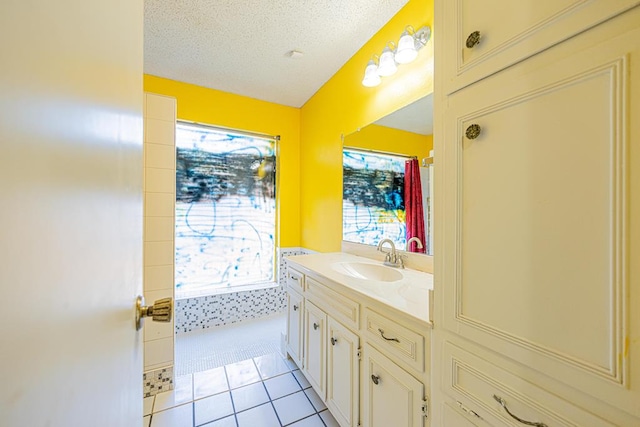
404;159;426;253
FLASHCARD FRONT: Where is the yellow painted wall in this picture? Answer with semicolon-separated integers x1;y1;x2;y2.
300;0;434;252
143;75;301;247
344;124;432;159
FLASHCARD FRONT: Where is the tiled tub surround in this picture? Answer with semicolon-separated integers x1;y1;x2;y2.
175;248;312;334
143;93;178;397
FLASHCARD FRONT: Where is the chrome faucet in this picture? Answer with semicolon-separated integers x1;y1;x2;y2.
406;236;424;252
377;238;404;268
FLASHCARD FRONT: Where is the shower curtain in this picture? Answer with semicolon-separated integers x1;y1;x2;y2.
404;159;426;253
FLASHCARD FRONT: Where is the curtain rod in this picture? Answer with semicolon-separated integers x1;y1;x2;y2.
344;146;417;160
177;120;280;141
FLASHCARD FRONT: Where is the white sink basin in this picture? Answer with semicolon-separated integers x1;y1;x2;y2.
331;262;403;282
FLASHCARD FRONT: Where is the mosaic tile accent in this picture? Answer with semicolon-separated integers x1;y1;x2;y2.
174;247;311;334
143;365;174;397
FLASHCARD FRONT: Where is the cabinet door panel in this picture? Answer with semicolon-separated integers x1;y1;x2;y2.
440;11;640;418
362;344;424;427
286;290;304;368
442;0;640;93
304;300;327;399
327;318;359;427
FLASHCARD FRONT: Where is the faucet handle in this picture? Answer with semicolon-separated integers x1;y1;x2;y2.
396;253;407;269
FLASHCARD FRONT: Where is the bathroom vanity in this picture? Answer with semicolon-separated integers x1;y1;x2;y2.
285;252;433;427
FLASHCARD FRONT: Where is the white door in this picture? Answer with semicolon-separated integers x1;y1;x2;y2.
362;344;424;427
0;0;144;426
286;289;304;367
304;300;327;399
326;318;359;427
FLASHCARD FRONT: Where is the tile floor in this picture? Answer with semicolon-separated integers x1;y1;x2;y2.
143;352;340;427
175;314;285;375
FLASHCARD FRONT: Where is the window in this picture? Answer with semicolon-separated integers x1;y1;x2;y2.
342;148;406;249
175;122;277;298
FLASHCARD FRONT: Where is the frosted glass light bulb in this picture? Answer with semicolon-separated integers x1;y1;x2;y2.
377;47;397;77
362;60;381;87
395;31;418;64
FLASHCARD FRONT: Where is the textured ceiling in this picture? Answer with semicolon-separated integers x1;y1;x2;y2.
144;0;408;107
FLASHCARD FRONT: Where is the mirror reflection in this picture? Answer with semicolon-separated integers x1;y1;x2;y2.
342;95;433;255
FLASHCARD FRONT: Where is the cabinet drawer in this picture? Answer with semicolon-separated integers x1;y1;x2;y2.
364;309;425;373
443;341;616;427
441;0;640;94
306;276;359;330
287;268;304;293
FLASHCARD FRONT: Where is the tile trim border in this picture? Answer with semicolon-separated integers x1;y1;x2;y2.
143;365;174;397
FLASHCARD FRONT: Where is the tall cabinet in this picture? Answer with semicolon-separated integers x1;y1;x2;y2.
433;2;640;426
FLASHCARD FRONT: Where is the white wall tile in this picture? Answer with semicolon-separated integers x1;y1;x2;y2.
145;337;174;369
144;241;174;267
145;192;175;217
143;289;175;341
145;265;174;291
145;142;176;169
145;167;175;193
145;118;175;146
146;94;176;121
145;216;175;242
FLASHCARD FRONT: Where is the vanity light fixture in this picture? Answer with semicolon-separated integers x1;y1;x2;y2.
361;24;432;87
362;56;381;87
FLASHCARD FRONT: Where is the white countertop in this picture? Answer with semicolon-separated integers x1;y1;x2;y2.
286;252;433;324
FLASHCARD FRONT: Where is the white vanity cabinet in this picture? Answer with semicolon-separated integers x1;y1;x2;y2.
285;257;432;427
441;0;640;94
434;2;640;426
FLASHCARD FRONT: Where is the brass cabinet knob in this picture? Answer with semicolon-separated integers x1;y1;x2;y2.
465;124;482;140
466;31;481;48
136;296;172;330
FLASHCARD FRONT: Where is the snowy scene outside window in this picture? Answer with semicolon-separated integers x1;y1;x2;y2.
175;123;276;298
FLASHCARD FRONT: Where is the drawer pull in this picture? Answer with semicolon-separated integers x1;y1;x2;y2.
465;124;482;140
493;395;548;427
293;304;299;311
331;337;338;346
290;275;299;281
378;328;400;343
371;374;380;385
313;322;319;330
466;31;481;48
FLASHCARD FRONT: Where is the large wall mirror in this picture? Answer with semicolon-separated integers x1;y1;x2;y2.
342;94;433;255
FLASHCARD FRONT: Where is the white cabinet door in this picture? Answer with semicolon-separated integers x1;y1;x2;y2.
304;300;327;399
362;344;425;427
327;318;359;427
286;290;304;368
441;0;640;93
440;9;640;420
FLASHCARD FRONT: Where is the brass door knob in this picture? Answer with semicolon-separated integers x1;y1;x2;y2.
136;296;172;330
